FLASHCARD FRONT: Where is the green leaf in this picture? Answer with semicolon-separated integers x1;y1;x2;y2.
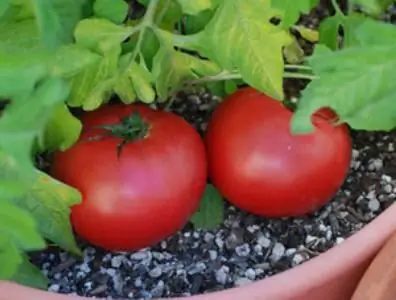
0;19;41;53
67;45;120;110
0;201;45;251
50;45;102;78
353;0;394;16
190;184;224;229
74;18;134;55
93;0;128;24
32;0;93;49
11;254;48;289
0;1;10;18
198;0;292;100
0;151;82;255
155;0;183;31
293;25;319;43
42;104;82;152
271;0;320;28
184;9;215;34
153;44;220;100
318;15;342;50
0;78;70;170
342;13;396;47
0;238;22;279
129;61;156;103
176;0;215;15
283;38;305;64
291;44;396;133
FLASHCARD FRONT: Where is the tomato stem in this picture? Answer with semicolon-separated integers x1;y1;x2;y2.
97;111;150;158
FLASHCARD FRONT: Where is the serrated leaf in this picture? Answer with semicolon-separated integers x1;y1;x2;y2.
353;0;394;15
50;45;102;78
94;0;128;24
291;44;396;133
0;201;45;251
176;0;215;14
67;46;120;110
42;104;82;152
11;253;48;289
198;0;292;100
184;9;215;34
272;0;320;28
0;151;82;254
190;184;224;229
342;13;396;47
74;18;134;55
0;78;70;170
318;15;342;50
0;238;22;279
153;44;218;100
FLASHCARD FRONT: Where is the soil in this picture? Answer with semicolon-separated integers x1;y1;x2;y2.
30;1;396;299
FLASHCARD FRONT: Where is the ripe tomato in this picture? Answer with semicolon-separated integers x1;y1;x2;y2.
205;87;352;218
51;104;207;251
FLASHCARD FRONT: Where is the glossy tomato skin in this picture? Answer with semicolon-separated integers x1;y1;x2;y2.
205;87;352;218
51;104;207;251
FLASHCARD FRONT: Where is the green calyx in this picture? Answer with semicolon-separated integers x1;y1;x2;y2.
96;110;150;158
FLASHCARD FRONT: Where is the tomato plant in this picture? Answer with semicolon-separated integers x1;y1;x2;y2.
51;104;207;251
205;87;352;217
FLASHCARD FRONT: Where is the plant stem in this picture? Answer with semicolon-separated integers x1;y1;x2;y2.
122;0;160;73
283;72;318;80
284;64;313;71
331;0;345;16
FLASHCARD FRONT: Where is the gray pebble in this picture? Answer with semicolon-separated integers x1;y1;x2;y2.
257;236;271;248
270;243;285;262
209;250;218;261
235;244;251;257
292;254;305;266
368;199;380;212
130;251;149;261
151;280;165;298
234;277;253;287
215;266;229;285
149;267;162;278
111;255;124;268
245;268;256;280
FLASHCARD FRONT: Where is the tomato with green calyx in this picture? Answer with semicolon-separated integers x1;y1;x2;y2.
51;104;207;251
205;87;352;218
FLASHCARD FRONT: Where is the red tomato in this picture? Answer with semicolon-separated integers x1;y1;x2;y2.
205;87;352;218
51;104;207;251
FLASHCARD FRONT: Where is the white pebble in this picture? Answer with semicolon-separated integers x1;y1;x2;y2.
285;248;297;256
215;266;229;285
111;255;124;268
318;224;327;231
389;143;394;151
292;254;305;266
366;190;376;200
352;149;359;159
382;174;392;183
48;284;60;293
209;250;218;261
149;266;162;278
336;237;345;244
257;236;271;248
270;243;285;262
234;277;253;287
245;268;256;280
235;244;251;257
130;251;148;260
134;278;143;287
384;184;393;193
215;237;224;249
305;235;317;244
368;199;380;212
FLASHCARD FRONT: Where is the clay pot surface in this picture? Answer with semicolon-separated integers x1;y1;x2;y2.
2;203;396;300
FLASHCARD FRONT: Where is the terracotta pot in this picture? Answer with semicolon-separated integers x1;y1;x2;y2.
2;203;396;300
351;230;396;300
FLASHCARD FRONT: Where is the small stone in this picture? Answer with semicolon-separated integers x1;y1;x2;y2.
257;236;271;248
215;266;229;285
245;268;256;280
111;255;124;268
215;237;224;249
151;280;165;298
48;284;60;293
384;184;393;194
235;244;251;257
234;277;253;287
352;149;359;159
305;235;317;244
209;250;218;261
370;159;383;171
382;174;392;183
285;248;297;256
368;199;380;212
389;143;394;151
149;267;162;278
152;252;165;261
336;237;345;244
253;244;263;254
326;230;333;240
134;278;143;288
130;251;148;260
270;243;285;262
292;254;305;266
204;232;215;243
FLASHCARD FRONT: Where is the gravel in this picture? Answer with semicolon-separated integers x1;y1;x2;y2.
29;1;396;299
30;88;396;299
